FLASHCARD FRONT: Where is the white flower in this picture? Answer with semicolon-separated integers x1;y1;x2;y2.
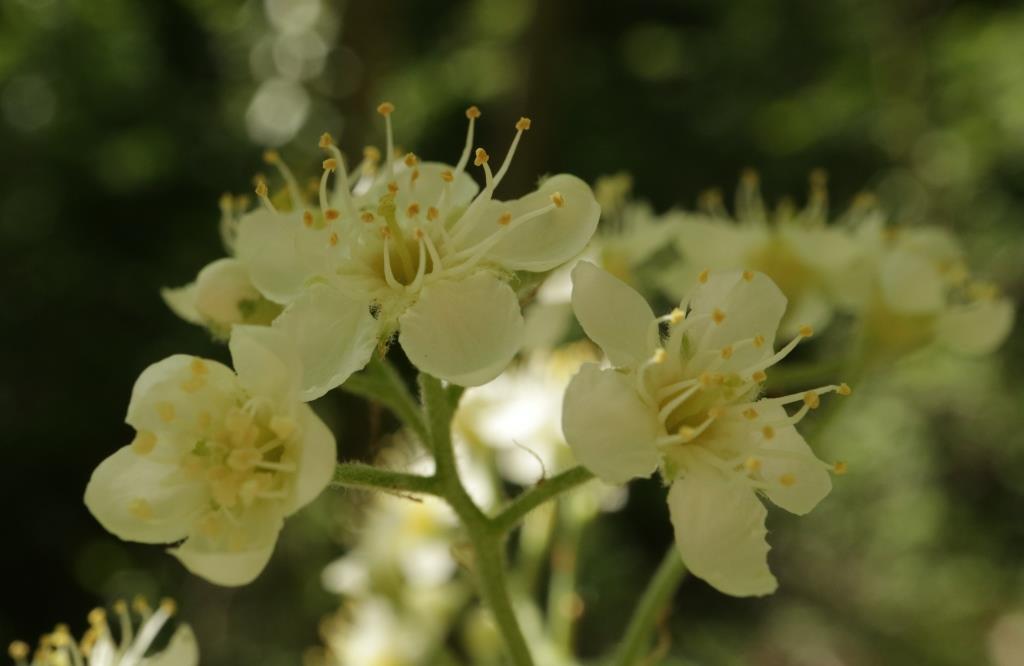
235;104;600;396
162;196;282;339
321;596;453;666
669;171;864;338
84;326;336;586
561;262;849;596
8;596;197;666
855;218;1014;357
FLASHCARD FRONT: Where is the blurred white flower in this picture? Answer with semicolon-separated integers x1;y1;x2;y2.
562;262;848;596
85;326;335;586
235;104;600;395
8;596;197;666
321;597;442;666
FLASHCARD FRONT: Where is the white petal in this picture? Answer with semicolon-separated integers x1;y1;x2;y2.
285;404;337;515
161;282;202;325
938;298;1015;355
235;209;329;304
392;162;479;210
668;472;777;597
561;363;660;484
229;325;302;406
688;270;786;355
879;247;944;314
193;258;269;327
755;405;832;515
781;225;861;273
675;216;759;266
779;290;833;339
140;625;200;666
125;356;237;434
170;511;282;587
571;261;657;368
273;283;380;400
85;445;206;544
482;174;601;272
399;272;524;386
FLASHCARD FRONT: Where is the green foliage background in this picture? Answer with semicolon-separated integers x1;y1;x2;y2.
1;1;1022;664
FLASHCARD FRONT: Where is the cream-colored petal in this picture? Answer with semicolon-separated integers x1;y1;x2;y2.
879;247;945;314
235;209;329;304
229;325;302;406
170;511;282;587
571;261;657;368
688;270;786;356
193;258;266;327
675;216;758;266
285;404;337;515
161;282;202;325
561;363;660;484
273;283;380;400
482;174;600;272
85;445;206;544
782;225;861;273
140;625;200;666
938;298;1015;355
668;471;777;597
399;272;524;386
755;405;832;515
125;355;237;434
779;290;833;339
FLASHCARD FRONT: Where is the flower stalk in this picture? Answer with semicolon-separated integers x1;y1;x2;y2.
609;546;688;666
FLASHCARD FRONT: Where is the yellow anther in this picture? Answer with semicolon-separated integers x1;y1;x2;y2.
190;358;207;375
131;431;157;455
742;407;759;420
406;203;420;218
678;425;696;441
668;308;685;324
227;447;259;472
403;153;418;167
158;598;177;615
322;158;338;172
379;226;392;239
410;168;420;182
835;383;853;397
740;168;759;186
328;232;339;247
87;608;106;626
779;473;796;487
318;132;334;148
474;147;489;166
751;370;767;383
798;324;814;338
762;426;775;440
699;372;714;386
50;628;70;647
465;105;481;119
387;181;399;193
550;192;565;208
377;101;395;116
363;146;381;162
156;402;175;423
697;269;710;284
9;641;30;659
113;600;127;614
262;149;279;164
515;116;532;131
324;208;340;221
414;227;425;240
218;192;233;209
180;375;205;394
707;406;725;419
803;392;821;409
270;415;296;440
360;211;375;224
833;461;848;475
441;169;454;183
742;270;754;282
302;211;314;227
652;348;667;364
254;181;268;197
752;335;765;348
809;168;828;188
498;212;512;225
198;514;222;538
712;308;726;324
720;345;734;359
744;457;762;473
426;206;439;221
132;595;151;614
129;498;153;520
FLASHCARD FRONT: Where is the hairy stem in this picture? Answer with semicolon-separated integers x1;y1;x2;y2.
331;461;440;495
609;546;687;666
491;466;595;534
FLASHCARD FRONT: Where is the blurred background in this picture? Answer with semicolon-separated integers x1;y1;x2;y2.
1;0;1023;664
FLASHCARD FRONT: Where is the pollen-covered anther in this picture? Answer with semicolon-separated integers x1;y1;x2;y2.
324;208;340;221
798;324;814;338
699;372;723;387
720;345;734;359
131;431;156;455
803;391;821;409
832;461;849;475
363;146;381;162
466;105;481;119
322;158;338;172
712;308;726;324
742;407;758;420
474;148;490;166
698;269;710;284
426;206;439;221
837;382;852;396
8;640;30;660
498;212;512;226
318;132;334;148
129;498;153;520
762;425;775;440
328;232;339;247
132;595;151;615
516;116;532;131
360;211;375;224
377;101;395;116
652;348;667;364
413;227;425;240
779;473;796;487
707;406;725;419
262;149;279;164
302;211;314;227
550;191;565;208
668;308;685;324
744;457;762;473
387;181;399;194
254;181;268;197
403;153;418;167
87;608;106;627
751;370;767;383
406;203;420;218
156;402;175;423
159;598;177;615
678;425;697;442
740;168;759;186
742;270;754;282
441;170;454;183
752;334;765;348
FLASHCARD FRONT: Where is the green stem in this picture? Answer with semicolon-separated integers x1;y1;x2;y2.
491;466;595;534
331;461;440;495
609;546;687;666
420;374;535;666
547;501;585;655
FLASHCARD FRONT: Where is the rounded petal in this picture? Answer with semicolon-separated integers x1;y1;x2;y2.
571;261;657;368
285;404;337;515
688;270;786;354
561;363;660;484
235;209;329;304
399;272;524;386
161;282;202;325
85;445;206;544
273;283;380;400
194;258;264;324
483;174;600;272
755;405;832;515
938;298;1015;355
141;625;199;666
879;248;944;314
392;162;479;211
229;325;302;406
675;216;757;266
125;356;237;435
782;226;861;273
170;509;282;587
668;472;777;597
779;290;833;339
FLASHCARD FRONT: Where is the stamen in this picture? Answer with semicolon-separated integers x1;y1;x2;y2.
492;116;532;188
377;102;396;176
131;431;157;455
833;461;848;475
474;147;494;188
381;237;403;291
453;105;480;178
408;234;428;292
254;180;276;212
263;149;303;208
550;192;565;208
712;308;726;325
113;600;132;651
698;269;710;284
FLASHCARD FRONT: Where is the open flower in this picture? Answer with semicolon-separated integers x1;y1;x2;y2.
85;326;336;586
669;170;864;338
561;261;849;596
234;104;600;396
7;596;197;666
